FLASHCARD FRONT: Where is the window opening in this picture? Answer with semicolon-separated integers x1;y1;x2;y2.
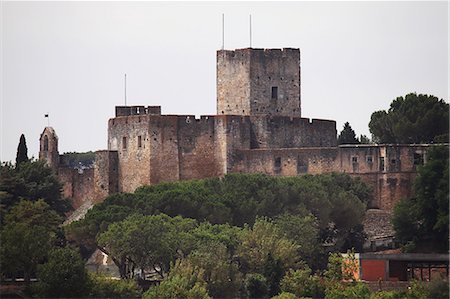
271;86;278;100
43;135;49;151
379;157;385;171
122;137;127;150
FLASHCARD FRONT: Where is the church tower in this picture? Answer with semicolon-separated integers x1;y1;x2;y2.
39;127;59;170
217;48;301;117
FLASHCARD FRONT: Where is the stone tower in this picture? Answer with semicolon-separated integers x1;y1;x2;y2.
217;48;301;117
39;127;59;170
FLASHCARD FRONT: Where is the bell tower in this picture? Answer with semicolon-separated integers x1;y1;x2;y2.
39;127;59;170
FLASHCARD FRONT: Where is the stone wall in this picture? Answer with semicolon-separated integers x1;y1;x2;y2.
108;115;152;193
249;116;336;148
217;48;301;117
230;144;432;209
58;167;94;210
94;150;119;201
249;48;301;117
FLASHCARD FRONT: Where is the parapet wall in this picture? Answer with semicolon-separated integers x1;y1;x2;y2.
249;116;337;148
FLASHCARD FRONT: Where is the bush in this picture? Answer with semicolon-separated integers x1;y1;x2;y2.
245;273;269;298
34;247;89;298
325;282;371;299
272;292;299;299
143;275;210;299
280;268;325;298
88;273;141;298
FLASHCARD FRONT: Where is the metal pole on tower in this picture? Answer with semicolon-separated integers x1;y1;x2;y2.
124;73;127;106
249;14;252;48
222;13;225;50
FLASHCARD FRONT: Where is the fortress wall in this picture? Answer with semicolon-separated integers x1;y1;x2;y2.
175;116;223;180
249;48;301;117
94;150;119;202
108;115;151;193
232;147;339;176
338;146;382;173
148;115;180;184
249;116;337;148
231;145;431;209
217;50;251;115
58;167;94;210
58;167;74;200
377;172;416;210
223;115;252;173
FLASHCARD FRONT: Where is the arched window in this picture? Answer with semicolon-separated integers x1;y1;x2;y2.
43;135;49;151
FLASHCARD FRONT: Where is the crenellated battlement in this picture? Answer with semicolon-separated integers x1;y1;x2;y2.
115;105;161;117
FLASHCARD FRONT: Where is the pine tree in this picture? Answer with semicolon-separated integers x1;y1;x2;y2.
337;122;360;145
16;134;29;166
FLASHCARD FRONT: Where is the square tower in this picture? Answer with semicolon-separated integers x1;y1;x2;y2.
217;48;301;117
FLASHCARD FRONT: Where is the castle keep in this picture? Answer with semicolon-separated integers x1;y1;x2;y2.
39;48;431;211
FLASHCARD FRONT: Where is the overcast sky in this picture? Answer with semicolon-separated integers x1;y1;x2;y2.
1;1;448;163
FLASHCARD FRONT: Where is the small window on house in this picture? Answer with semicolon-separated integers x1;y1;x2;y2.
391;158;396;164
366;156;373;164
271;86;278;100
352;156;358;163
274;157;281;169
138;136;142;148
379;157;385;171
122;137;127;150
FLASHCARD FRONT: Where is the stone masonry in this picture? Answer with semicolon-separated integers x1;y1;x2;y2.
39;47;440;211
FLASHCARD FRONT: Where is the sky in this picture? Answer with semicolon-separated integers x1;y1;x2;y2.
1;1;448;163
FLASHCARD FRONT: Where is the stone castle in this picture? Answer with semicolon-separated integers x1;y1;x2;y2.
39;47;431;212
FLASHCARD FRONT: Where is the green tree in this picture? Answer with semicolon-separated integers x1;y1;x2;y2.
0;200;62;283
359;134;371;144
393;146;449;252
338;122;360;145
5;199;62;231
142;275;211;299
369;93;449;144
245;273;269;299
34;247;90;298
274;213;321;269
280;267;325;299
0;223;53;283
0;160;70;215
15;134;28;166
325;282;371;299
97;213;197;279
88;273;141;298
237;218;300;275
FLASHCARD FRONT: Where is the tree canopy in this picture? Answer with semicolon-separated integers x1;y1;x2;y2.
0;160;71;215
337;122;360;145
393;145;449;252
369;93;449;144
15;134;29;166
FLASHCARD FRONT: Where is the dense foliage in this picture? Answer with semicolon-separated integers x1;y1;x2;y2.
338;122;360;145
0;160;71;216
67;173;371;268
393;146;449;252
369;93;449;144
15;134;29;166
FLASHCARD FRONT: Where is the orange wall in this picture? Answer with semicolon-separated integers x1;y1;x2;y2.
361;260;386;281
